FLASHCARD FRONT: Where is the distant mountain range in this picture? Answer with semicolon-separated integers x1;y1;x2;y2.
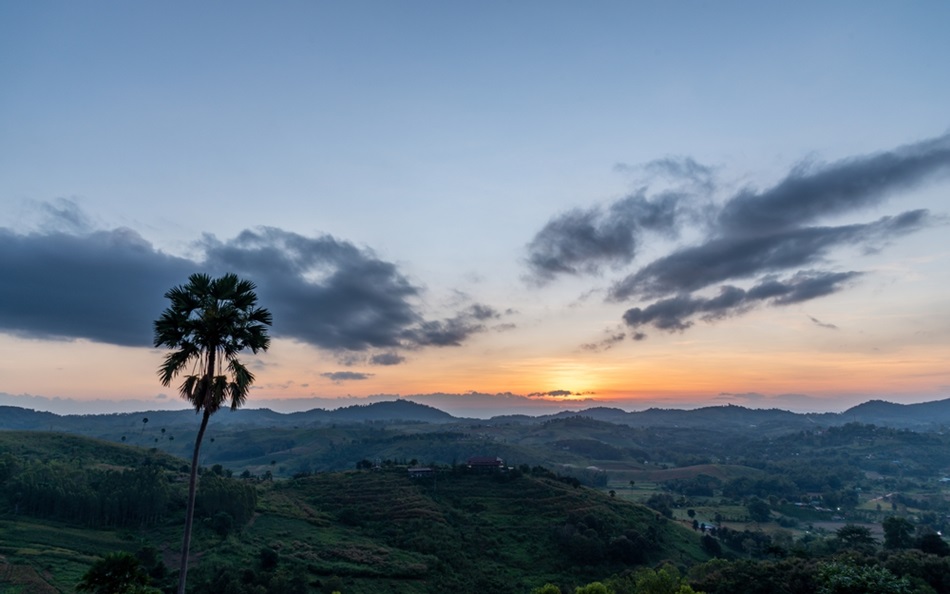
3;397;950;435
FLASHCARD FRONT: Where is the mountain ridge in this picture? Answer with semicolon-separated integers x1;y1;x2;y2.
3;396;950;434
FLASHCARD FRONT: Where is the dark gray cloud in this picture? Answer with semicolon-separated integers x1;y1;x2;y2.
0;227;194;346
609;210;929;301
526;156;716;284
320;371;373;383
202;228;503;352
524;191;682;281
621;271;861;332
399;304;500;347
525;133;949;339
370;352;406;366
201;227;421;351
0;217;499;358
717;133;950;236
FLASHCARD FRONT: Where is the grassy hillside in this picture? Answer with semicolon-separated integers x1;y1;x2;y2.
0;431;707;593
0;431;183;468
240;468;707;593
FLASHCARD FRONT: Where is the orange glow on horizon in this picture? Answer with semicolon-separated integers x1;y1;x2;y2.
2;332;948;410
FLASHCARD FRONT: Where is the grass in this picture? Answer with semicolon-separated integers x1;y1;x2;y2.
0;517;160;593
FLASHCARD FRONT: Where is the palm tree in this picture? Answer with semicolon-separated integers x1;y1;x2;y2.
153;272;272;594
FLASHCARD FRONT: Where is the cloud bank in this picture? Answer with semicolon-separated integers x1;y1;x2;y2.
526;132;950;339
0;213;502;362
0;227;195;346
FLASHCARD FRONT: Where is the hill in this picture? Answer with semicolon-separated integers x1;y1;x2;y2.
841;398;950;428
0;432;707;594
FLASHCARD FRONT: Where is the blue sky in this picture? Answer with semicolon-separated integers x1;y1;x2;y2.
1;2;949;416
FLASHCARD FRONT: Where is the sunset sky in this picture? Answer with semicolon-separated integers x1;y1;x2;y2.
2;2;949;416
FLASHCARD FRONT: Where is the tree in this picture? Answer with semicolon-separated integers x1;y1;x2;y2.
835;524;877;551
154;272;272;594
883;516;916;550
77;552;161;594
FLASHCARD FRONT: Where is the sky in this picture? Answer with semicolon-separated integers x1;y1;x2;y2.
1;1;949;417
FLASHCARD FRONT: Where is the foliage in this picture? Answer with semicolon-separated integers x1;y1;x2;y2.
196;474;258;526
575;581;612;594
689;558;819;594
605;565;704;594
884;549;950;592
76;552;161;594
645;493;676;518
4;458;170;528
916;532;950;557
816;561;911;594
154;272;272;413
835;525;877;552
884;517;916;550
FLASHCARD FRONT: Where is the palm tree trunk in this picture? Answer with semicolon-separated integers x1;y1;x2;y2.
177;407;210;594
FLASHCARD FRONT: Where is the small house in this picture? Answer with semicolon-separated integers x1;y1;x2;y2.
466;456;505;472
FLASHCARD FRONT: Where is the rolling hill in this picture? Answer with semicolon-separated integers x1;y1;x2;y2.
0;431;708;594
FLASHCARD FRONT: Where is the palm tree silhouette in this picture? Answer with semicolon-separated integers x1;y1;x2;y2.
153;272;271;594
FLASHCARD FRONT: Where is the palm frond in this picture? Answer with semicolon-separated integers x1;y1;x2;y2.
208;375;229;413
178;375;202;409
159;348;198;387
227;359;255;410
